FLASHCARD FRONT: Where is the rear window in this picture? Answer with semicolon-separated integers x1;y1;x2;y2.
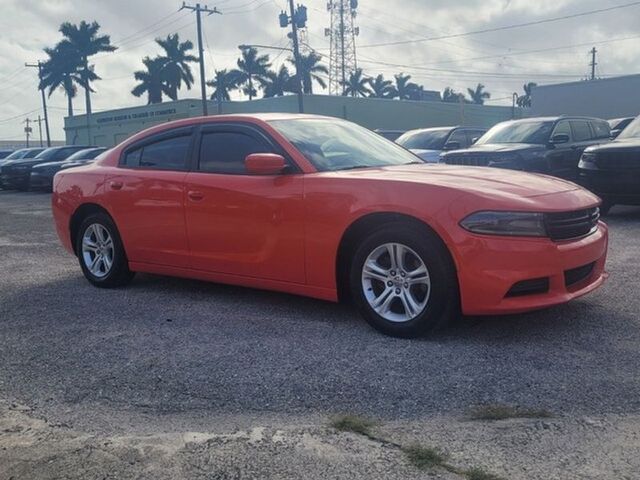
123;135;190;170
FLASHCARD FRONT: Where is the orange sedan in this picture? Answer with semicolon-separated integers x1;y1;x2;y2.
52;114;608;337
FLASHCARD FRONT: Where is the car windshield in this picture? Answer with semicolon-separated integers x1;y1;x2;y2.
34;148;59;160
396;129;451;150
617;116;640;139
5;149;27;160
476;120;554;145
269;118;422;171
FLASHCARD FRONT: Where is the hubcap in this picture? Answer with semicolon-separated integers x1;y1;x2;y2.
81;223;114;278
361;242;431;323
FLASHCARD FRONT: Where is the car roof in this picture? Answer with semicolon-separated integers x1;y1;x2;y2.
511;116;606;123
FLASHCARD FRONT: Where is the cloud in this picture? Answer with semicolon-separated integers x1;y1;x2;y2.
0;0;638;140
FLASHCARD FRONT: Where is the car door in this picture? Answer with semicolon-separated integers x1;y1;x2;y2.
104;127;194;268
547;120;574;179
184;123;306;284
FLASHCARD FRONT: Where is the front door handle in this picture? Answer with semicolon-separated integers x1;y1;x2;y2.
188;190;204;201
109;181;123;190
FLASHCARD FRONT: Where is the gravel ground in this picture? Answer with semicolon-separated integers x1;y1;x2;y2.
1;190;639;479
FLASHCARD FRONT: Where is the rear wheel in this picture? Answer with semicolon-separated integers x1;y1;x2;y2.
349;224;458;337
76;212;135;288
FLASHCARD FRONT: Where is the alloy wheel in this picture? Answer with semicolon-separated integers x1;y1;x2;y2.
361;242;431;323
81;223;114;278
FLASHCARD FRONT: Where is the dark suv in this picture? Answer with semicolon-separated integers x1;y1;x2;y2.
440;116;611;181
579;115;640;214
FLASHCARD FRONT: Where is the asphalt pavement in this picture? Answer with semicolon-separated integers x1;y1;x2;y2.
1;190;639;479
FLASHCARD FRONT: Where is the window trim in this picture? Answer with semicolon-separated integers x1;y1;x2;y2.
192;122;302;175
118;126;196;171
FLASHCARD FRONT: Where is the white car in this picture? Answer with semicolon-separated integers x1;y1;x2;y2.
396;126;487;162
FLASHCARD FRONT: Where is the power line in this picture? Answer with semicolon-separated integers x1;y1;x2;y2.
358;1;640;49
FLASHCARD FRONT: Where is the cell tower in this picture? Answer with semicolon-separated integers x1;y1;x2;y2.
324;0;359;95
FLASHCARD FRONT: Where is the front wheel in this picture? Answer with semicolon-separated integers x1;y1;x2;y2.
76;213;135;288
349;225;459;338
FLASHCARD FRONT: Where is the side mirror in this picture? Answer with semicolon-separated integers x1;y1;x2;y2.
470;137;480;145
443;141;461;150
550;133;570;145
245;153;287;175
610;129;621;139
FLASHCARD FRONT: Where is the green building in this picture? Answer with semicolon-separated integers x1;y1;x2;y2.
64;94;521;147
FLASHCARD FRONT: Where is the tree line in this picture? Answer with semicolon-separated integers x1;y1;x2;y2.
38;20;536;117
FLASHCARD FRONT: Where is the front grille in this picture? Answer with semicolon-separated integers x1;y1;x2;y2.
595;151;640;169
441;153;490;166
544;208;599;241
564;262;595;288
505;277;550;297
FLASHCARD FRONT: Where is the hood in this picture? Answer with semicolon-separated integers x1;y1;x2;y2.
444;143;545;155
32;161;65;170
329;163;583;200
585;137;640;153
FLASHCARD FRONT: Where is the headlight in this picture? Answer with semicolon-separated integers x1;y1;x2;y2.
460;211;546;237
579;152;597;165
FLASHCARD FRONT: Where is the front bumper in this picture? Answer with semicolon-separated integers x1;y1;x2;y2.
456;222;608;315
0;171;30;189
579;168;640;204
29;171;54;191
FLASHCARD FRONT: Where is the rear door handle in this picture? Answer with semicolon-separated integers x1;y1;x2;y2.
109;181;123;190
188;190;204;201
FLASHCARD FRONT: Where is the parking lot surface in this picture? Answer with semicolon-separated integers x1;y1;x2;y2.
1;191;639;479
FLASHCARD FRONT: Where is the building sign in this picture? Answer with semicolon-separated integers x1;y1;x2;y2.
96;108;177;125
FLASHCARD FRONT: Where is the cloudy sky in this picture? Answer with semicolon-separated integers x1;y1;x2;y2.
0;0;639;141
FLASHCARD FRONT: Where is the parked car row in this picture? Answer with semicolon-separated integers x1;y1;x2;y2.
392;114;638;214
0;146;106;192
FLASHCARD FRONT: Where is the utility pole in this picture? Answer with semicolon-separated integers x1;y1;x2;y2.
36;115;43;147
180;2;221;116
25;61;51;147
279;2;307;113
590;47;597;80
23;119;32;148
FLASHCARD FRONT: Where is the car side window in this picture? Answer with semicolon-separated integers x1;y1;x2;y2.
123;134;191;170
198;131;272;174
570;120;592;142
466;130;485;146
447;129;468;148
552;121;572;141
591;121;610;139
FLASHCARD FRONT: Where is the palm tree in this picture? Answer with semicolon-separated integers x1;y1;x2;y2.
131;57;172;104
292;52;328;94
262;65;294;98
233;46;271;100
207;69;240;102
342;68;371;97
391;73;421;100
367;74;394;99
467;83;491;105
442;87;466;103
517;82;537;108
39;42;82;117
57;20;116;117
155;33;197;101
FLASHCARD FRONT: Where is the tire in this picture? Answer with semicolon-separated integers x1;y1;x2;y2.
75;212;135;288
349;223;459;338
